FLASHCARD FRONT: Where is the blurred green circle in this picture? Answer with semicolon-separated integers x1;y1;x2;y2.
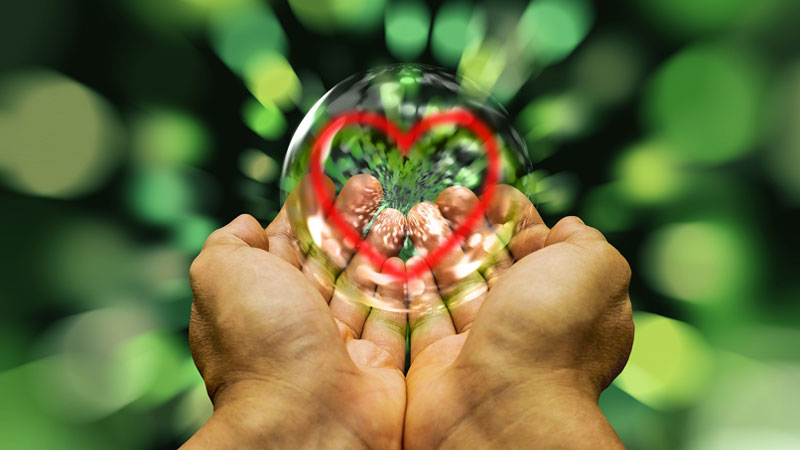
0;70;123;198
645;43;766;165
615;312;715;410
642;221;757;304
614;140;686;204
125;168;196;225
210;3;287;75
518;0;593;64
131;109;210;167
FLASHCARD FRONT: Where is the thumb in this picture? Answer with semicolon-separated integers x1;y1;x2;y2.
202;214;270;251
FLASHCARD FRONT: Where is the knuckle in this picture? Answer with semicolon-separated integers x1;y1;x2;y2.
589;240;629;271
188;254;206;281
189;250;217;286
232;213;257;228
584;225;608;242
608;245;632;283
203;228;227;247
581;240;632;291
495;183;525;200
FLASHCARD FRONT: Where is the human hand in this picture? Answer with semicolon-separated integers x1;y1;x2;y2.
182;174;409;450
404;185;634;449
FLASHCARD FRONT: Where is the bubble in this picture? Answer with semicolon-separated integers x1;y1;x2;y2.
281;64;530;211
279;64;531;312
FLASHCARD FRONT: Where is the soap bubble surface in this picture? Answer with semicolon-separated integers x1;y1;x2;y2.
279;64;532;314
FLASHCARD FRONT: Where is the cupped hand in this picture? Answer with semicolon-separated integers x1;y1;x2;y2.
183;174;408;450
404;185;634;450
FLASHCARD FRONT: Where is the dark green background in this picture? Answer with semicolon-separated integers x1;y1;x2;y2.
1;0;799;448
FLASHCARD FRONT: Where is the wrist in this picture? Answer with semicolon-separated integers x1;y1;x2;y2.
438;366;622;450
181;379;371;450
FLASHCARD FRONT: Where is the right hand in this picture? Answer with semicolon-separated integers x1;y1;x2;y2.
184;174;409;450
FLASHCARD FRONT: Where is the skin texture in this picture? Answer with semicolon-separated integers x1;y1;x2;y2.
182;175;633;450
404;185;633;450
182;175;408;450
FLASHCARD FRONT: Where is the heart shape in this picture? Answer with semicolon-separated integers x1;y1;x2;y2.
310;109;500;281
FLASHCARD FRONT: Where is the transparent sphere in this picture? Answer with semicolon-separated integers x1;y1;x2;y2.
280;64;531;210
278;64;532;313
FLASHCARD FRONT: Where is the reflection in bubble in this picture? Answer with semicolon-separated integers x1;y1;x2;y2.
281;64;530;210
279;64;531;312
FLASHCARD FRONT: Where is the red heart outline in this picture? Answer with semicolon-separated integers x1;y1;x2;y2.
310;109;501;281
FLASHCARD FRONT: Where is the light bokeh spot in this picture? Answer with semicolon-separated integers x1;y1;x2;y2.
210;2;287;75
242;99;286;140
0;70;123;198
0;362;114;449
645;43;766;164
385;1;431;61
332;0;388;33
431;1;479;67
534;171;580;214
517;93;589;142
131;109;210;167
515;93;589;161
288;0;387;33
44;220;141;309
28;306;160;422
614;140;686;204
239;148;279;183
685;358;800;449
615;312;714;410
642;221;757;304
172;215;219;252
125;168;197;225
517;0;593;65
458;39;507;97
572;33;644;106
244;52;302;109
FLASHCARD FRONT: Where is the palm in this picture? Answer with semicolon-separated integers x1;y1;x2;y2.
192;175;630;449
401;185;553;449
262;174;409;449
253;179;547;449
188;203;406;449
401;183;633;450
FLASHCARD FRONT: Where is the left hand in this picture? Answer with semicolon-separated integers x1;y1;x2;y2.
403;185;633;449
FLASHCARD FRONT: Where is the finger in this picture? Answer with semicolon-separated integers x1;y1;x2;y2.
486;185;546;233
507;224;550;260
265;208;304;268
545;216;607;248
268;174;334;268
329;208;406;337
361;257;408;370
544;217;632;298
407;202;487;333
486;185;550;261
301;174;384;300
436;186;513;288
544;216;630;289
202;214;269;251
407;256;455;363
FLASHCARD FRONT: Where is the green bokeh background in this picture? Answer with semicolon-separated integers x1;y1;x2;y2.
1;0;799;448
